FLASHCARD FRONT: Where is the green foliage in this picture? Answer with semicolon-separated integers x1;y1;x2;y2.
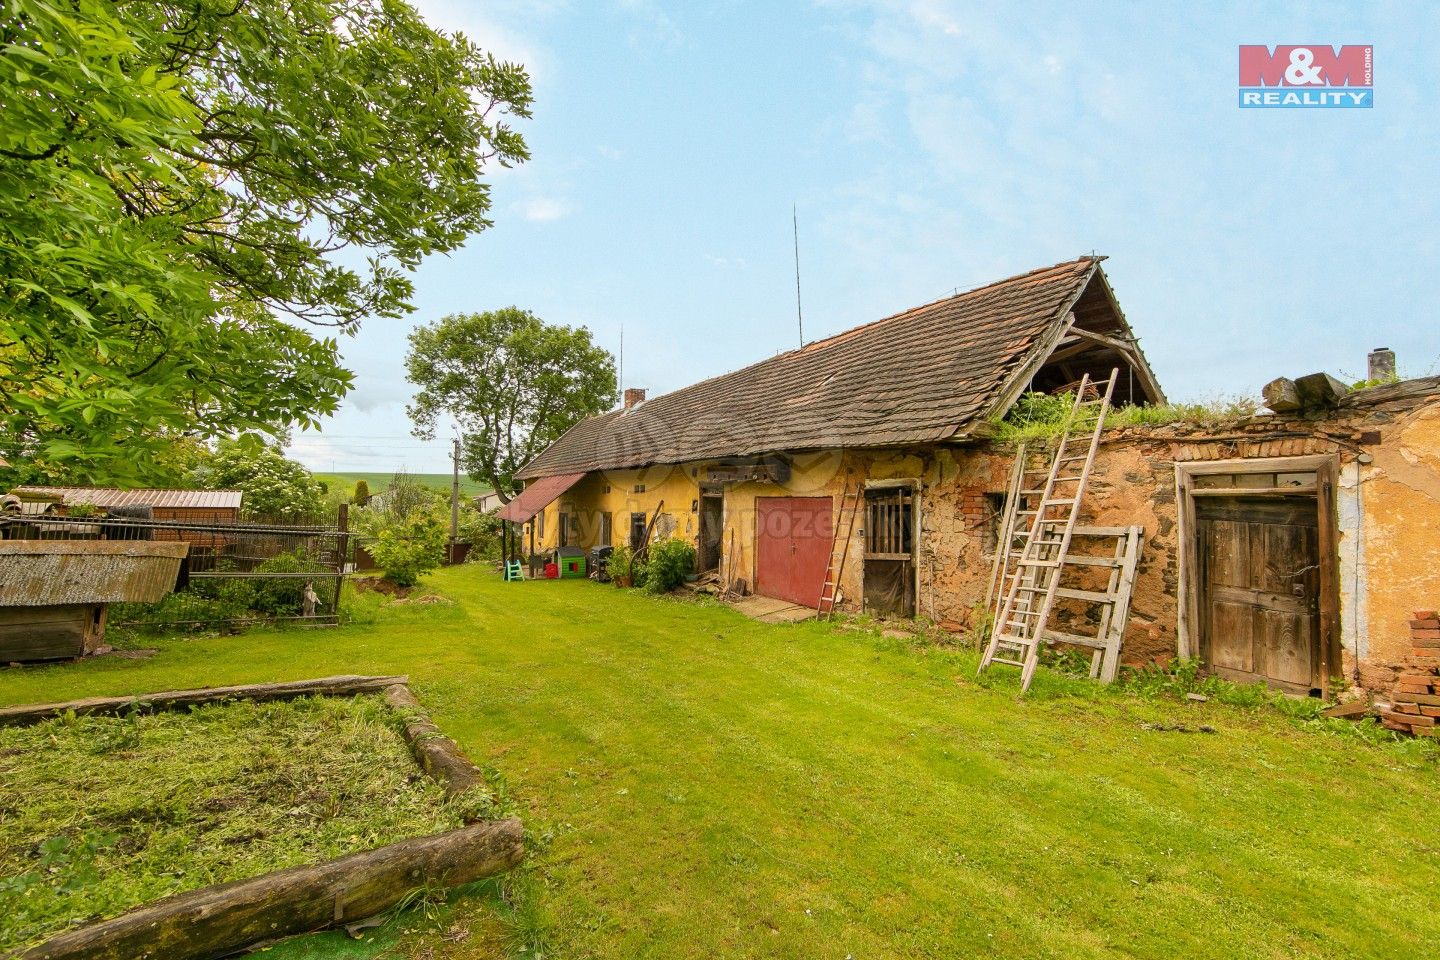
643;537;696;593
607;543;649;587
0;696;461;952
376;470;441;522
0;0;531;484
1352;373;1401;390
992;391;1258;443
63;501;98;518
353;479;371;505
405;308;618;499
456;508;504;561
607;544;635;584
195;436;326;521
366;512;447;588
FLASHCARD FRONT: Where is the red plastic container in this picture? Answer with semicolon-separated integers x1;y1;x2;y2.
544;562;559;579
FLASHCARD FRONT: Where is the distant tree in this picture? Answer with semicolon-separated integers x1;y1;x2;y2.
1;0;532;484
377;470;437;521
197;437;326;521
353;479;371;505
405;309;617;501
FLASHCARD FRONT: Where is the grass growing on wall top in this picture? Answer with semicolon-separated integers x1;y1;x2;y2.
992;391;1260;443
0;695;465;953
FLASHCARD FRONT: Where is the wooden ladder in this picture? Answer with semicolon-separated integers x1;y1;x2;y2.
1042;525;1143;684
817;485;863;619
979;370;1118;692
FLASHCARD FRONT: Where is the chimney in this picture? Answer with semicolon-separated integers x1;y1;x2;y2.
1368;347;1396;382
624;387;647;410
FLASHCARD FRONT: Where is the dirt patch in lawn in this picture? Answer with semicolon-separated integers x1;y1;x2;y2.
350;577;416;599
0;695;463;953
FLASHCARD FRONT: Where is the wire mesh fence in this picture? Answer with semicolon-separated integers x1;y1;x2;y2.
0;510;349;629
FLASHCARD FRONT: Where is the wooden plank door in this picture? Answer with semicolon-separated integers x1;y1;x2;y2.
754;497;833;608
1197;495;1321;693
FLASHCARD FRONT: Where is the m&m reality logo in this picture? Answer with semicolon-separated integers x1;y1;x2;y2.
1238;45;1373;108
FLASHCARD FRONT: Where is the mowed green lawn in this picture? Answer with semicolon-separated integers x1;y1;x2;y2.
2;569;1436;959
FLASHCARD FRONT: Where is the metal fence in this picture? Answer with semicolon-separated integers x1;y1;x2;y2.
0;510;349;628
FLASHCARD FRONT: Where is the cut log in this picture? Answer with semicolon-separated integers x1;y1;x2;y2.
1293;372;1350;410
383;684;486;801
1261;377;1302;413
14;818;524;960
0;675;408;727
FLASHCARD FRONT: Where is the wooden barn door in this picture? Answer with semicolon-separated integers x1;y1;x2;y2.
754;497;832;608
1197;495;1321;694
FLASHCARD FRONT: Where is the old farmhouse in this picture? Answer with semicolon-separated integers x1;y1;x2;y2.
506;256;1440;700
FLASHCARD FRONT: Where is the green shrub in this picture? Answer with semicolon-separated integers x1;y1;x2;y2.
353;479;370;504
367;512;446;588
249;550;332;616
456;509;504;562
644;537;695;593
109;591;253;633
607;545;634;584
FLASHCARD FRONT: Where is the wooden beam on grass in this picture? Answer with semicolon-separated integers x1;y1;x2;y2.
0;675;408;728
383;684;486;802
16;818;524;960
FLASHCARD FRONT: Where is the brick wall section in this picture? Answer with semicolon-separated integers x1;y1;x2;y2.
1379;609;1440;736
958;487;987;532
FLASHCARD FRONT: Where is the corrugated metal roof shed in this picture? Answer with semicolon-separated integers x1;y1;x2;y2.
0;541;188;606
12;486;243;510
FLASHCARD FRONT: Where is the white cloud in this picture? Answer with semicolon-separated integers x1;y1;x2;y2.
519;196;572;222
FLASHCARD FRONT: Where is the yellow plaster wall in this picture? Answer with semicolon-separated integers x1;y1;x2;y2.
1358;404;1440;662
524;464;701;555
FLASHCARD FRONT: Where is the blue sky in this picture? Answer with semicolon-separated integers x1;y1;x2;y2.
288;1;1440;474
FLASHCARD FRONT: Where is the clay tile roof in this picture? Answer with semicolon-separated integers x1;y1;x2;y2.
516;256;1104;480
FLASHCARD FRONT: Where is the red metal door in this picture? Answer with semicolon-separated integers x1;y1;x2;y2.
754;497;833;608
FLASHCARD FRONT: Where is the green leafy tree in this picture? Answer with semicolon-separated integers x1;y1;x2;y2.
197;437;326;521
365;512;446;587
352;479;371;505
405;309;617;501
1;0;532;484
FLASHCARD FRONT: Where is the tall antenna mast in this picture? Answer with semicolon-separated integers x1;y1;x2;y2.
792;203;804;347
619;323;624;396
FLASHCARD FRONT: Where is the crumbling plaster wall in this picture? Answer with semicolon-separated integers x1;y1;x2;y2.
1351;402;1440;684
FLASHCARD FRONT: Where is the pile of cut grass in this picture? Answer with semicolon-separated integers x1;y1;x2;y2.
0;694;462;953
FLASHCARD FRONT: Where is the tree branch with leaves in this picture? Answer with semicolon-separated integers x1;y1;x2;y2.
0;0;532;485
405;309;617;502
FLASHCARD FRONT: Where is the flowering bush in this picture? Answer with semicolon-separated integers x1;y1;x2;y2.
197;437;326;521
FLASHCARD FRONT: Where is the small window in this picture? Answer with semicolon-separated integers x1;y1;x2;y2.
634;484;646;494
864;488;914;556
600;512;613;547
536;510;545;541
629;512;647;551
